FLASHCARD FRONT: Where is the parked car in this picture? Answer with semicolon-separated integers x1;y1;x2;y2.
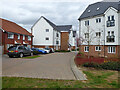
31;48;47;54
44;48;54;53
39;48;50;54
7;46;33;58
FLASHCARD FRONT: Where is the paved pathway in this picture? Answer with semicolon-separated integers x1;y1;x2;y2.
2;52;76;80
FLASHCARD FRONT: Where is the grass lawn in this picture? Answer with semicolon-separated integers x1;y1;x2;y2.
23;55;40;59
2;67;119;88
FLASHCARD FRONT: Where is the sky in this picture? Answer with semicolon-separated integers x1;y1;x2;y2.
0;0;108;33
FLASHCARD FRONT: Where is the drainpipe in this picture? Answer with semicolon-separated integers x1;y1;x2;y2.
53;29;55;50
103;15;106;58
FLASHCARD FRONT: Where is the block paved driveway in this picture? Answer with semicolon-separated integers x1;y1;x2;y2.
2;52;76;80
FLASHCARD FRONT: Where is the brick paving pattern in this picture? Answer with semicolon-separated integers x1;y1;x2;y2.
2;52;76;80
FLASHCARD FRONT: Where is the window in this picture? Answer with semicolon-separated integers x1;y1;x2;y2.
107;31;115;42
108;31;110;36
85;20;89;26
28;36;31;41
18;46;24;50
46;29;49;32
108;16;110;21
18;34;20;39
56;41;59;44
111;31;114;36
107;15;115;27
111;16;114;21
56;33;59;37
96;18;101;23
108;46;116;53
84;46;89;52
97;7;100;10
8;33;14;39
45;37;49;40
95;46;101;51
85;33;89;38
88;10;91;13
96;32;101;37
7;44;13;49
23;35;25;40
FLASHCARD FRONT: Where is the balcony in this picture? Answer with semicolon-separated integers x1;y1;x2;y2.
106;35;115;42
107;20;115;27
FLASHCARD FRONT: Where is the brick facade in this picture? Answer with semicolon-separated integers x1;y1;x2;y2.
60;32;69;50
80;45;120;58
3;32;33;53
0;30;2;46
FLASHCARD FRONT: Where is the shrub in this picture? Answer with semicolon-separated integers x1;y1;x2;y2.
82;61;120;71
72;49;76;51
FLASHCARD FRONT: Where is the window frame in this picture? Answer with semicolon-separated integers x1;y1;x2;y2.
28;36;31;41
95;46;101;51
108;46;116;54
8;33;14;39
84;46;89;52
45;37;49;40
46;29;49;32
18;34;20;39
23;35;25;40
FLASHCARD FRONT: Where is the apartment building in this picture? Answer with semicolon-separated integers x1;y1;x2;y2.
31;16;76;50
0;18;33;54
78;1;120;58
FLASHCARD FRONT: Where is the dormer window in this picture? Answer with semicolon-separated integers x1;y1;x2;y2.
88;10;91;13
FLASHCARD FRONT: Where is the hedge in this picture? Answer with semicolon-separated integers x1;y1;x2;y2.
82;61;120;71
55;50;70;52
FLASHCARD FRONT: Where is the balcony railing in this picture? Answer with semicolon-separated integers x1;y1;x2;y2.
106;36;115;42
107;20;115;27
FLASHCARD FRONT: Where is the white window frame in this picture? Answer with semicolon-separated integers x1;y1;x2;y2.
95;46;101;51
23;35;25;40
108;46;116;54
96;18;101;23
84;46;89;52
8;33;14;39
18;34;20;39
28;36;31;41
96;32;101;37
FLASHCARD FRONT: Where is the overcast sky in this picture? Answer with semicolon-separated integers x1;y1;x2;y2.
1;0;105;32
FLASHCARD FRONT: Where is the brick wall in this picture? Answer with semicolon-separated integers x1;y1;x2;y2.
3;32;33;53
80;45;119;58
0;30;2;46
60;32;69;50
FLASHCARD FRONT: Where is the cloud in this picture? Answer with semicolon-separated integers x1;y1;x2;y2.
1;0;102;32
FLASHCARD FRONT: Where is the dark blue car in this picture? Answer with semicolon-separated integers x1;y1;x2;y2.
31;48;47;54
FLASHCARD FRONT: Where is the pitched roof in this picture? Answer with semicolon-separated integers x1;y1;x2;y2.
0;18;32;36
41;16;72;32
56;25;72;32
42;16;58;30
78;1;120;20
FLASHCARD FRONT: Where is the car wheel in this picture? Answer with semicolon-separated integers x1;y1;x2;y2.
30;52;33;56
9;55;13;58
19;53;23;58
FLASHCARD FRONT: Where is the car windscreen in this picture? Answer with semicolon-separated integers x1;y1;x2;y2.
44;48;49;50
8;46;17;51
